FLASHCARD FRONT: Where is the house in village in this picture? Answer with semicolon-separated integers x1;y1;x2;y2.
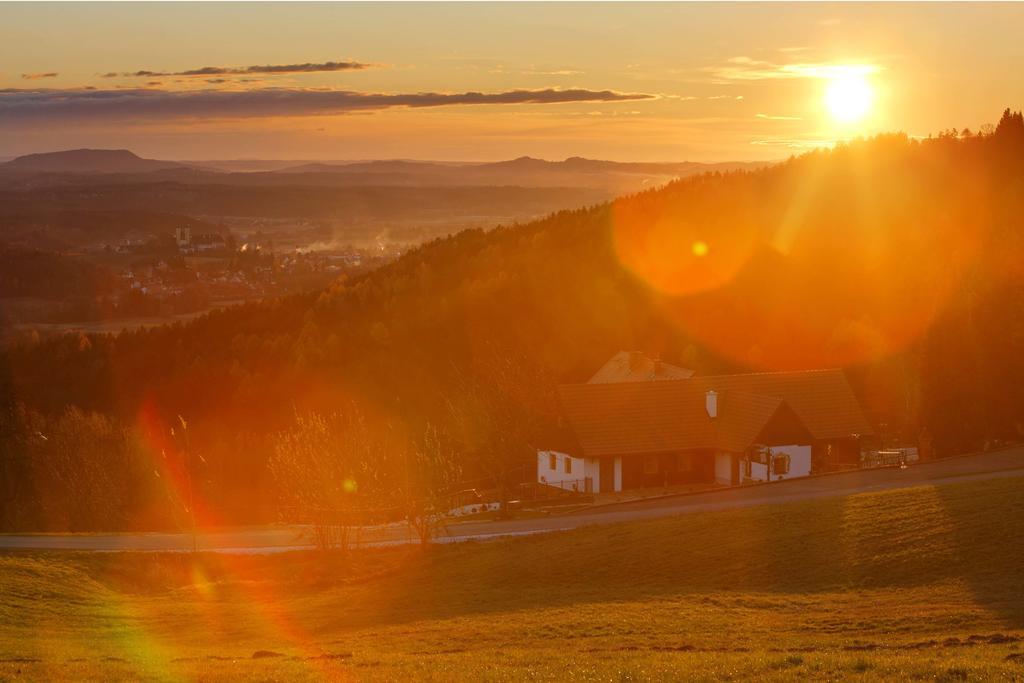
176;227;229;254
538;355;872;493
537;351;692;492
587;350;695;383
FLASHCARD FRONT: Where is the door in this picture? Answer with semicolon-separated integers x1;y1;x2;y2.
599;457;615;493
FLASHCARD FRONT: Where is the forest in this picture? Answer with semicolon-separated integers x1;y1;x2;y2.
1;109;1022;533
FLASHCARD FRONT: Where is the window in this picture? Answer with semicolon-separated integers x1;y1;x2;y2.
749;446;769;465
564;457;572;474
549;453;557;471
643;455;659;474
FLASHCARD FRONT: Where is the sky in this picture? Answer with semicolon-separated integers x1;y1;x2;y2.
1;2;1023;162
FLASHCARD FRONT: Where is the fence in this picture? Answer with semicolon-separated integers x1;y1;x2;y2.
860;447;919;468
277;464;588;528
517;477;593;500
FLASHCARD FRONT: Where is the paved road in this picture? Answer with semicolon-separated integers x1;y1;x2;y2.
2;448;1022;554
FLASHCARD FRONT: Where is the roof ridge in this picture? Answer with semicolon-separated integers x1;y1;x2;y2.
562;367;846;390
557;367;872;457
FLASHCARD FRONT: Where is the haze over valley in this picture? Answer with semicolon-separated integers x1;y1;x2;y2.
0;148;762;335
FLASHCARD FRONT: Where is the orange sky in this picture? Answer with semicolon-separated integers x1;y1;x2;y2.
1;2;1022;161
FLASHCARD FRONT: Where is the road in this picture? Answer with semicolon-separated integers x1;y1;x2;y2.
2;447;1022;554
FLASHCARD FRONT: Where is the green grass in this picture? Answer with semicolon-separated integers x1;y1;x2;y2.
2;477;1023;681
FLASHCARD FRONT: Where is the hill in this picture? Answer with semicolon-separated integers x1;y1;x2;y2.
269;156;768;192
0;151;765;194
1;476;1022;679
1;149;186;174
2;110;1023;531
274;159;456;174
0;182;605;222
0;207;221;249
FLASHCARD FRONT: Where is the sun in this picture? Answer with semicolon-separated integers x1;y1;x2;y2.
824;74;873;125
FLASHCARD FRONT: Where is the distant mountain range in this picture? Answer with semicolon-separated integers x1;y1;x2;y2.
2;149;187;174
272;155;762;177
0;149;769;192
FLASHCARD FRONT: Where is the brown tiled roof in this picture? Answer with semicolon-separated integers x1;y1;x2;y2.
558;369;872;458
713;390;788;453
588;351;695;384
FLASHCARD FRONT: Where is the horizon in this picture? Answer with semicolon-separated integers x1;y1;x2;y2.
2;3;1023;161
4;114;1013;166
2;147;770;165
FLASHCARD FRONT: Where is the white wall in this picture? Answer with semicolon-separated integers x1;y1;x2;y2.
534;453;626;493
536;450;588;490
446;501;502;517
742;444;812;483
584;458;601;493
714;452;733;486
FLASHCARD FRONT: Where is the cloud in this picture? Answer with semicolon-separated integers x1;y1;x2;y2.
709;58;881;82
0;86;656;123
21;72;59;80
101;61;375;78
522;69;584;76
102;70;159;78
755;113;802;121
750;137;835;149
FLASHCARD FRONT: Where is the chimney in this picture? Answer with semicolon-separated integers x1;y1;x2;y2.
706;390;718;419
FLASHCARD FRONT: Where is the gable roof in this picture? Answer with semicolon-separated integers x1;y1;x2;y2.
588;351;695;384
558;369;872;458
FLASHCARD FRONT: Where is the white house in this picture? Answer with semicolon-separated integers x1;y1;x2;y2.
738;444;812;483
545;364;872;493
536;450;619;494
587;350;694;384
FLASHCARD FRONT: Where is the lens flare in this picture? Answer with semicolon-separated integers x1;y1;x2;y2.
611;144;986;370
611;190;759;297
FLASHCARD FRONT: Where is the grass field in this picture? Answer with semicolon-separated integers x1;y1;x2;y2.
2;476;1023;681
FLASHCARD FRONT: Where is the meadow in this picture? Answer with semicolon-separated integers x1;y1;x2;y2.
2;476;1023;681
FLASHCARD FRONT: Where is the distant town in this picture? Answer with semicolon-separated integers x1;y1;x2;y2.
0;222;404;337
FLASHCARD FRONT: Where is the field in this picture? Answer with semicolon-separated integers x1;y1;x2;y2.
2;477;1023;681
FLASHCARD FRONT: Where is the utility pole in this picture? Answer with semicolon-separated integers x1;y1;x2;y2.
178;415;197;553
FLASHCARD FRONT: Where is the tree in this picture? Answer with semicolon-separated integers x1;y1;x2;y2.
269;409;380;551
30;407;148;532
170;415;199;551
448;347;557;517
401;423;462;546
995;108;1024;138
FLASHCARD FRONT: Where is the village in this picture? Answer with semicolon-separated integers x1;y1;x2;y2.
2;225;404;333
